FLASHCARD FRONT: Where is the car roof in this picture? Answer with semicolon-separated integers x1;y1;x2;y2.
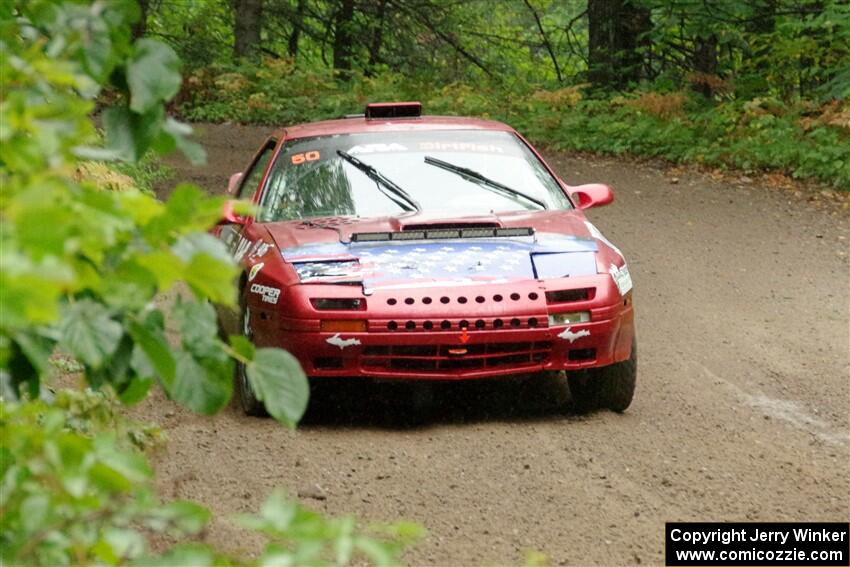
273;115;516;141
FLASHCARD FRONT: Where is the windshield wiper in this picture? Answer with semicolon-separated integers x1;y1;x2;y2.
424;155;547;210
337;150;421;213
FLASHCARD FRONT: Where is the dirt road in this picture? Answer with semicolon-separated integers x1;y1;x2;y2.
147;123;850;566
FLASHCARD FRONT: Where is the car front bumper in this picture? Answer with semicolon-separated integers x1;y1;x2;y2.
249;275;635;380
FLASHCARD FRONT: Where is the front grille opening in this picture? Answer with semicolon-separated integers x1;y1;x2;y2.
395;345;437;356
568;348;596;361
314;357;343;369
364;346;391;355
546;288;594;303
361;341;552;373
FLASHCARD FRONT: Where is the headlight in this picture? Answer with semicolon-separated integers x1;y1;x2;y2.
293;260;360;282
609;263;633;295
548;311;591;326
311;298;365;310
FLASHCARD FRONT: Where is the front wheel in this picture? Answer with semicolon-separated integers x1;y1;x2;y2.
236;303;267;417
568;337;637;413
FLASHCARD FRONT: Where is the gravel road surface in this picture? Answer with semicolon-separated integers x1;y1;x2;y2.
145;123;849;566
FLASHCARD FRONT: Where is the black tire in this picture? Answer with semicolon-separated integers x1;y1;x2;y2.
568;337;637;413
235;297;267;417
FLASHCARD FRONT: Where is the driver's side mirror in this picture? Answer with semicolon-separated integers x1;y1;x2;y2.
220;200;246;225
227;172;243;195
567;183;614;210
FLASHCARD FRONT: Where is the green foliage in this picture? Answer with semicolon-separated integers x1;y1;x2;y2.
179;62;850;188
237;491;425;566
1;393;421;566
111;153;174;195
1;0;309;421
0;395;208;566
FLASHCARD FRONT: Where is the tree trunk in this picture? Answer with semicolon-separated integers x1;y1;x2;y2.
587;0;651;88
234;0;263;61
132;0;149;39
333;0;356;77
692;34;718;97
366;0;387;75
288;0;306;59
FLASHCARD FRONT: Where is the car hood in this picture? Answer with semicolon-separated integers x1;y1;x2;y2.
263;211;612;292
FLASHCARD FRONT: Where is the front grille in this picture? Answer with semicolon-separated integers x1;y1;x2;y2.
377;316;547;332
362;341;552;373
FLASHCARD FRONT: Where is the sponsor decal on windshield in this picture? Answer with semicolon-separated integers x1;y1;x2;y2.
418;142;505;153
347;143;408;154
291;151;321;164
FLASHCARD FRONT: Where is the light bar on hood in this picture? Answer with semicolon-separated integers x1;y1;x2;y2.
350;227;534;243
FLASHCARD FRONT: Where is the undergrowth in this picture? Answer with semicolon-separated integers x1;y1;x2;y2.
178;62;850;189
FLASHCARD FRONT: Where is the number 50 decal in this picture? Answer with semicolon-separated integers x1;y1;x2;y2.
291;151;320;165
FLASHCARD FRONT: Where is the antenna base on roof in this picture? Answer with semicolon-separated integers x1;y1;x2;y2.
365;102;422;119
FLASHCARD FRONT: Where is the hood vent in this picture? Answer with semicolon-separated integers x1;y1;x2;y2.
402;222;500;231
351;227;534;242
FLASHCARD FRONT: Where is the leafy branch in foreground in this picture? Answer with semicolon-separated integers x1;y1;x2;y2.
0;393;421;566
0;0;308;425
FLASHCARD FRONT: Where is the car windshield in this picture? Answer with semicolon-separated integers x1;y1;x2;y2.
257;130;571;222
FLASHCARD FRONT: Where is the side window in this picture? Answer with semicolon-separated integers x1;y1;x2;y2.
237;141;276;199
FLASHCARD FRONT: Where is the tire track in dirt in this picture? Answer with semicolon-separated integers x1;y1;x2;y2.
143;124;849;566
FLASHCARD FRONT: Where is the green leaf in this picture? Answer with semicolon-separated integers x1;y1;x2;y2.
151;501;211;534
127;39;182;114
229;335;255;362
103;104;165;162
58;300;123;369
128;312;176;386
169;350;231;414
102;528;146;562
164;118;206;165
20;494;49;534
117;374;154;405
131;544;215;567
246;348;309;427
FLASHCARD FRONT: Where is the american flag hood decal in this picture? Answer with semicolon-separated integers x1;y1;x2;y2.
282;233;599;291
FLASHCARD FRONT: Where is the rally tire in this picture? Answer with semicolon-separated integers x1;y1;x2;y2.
568;337;637;413
598;337;637;412
236;297;268;417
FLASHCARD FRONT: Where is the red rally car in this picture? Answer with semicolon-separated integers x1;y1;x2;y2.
215;102;636;416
